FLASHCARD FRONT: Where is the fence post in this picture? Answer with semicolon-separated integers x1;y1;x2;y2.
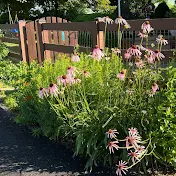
35;19;44;64
63;19;69;46
26;21;37;63
18;21;29;63
44;17;54;61
57;18;63;45
92;21;99;48
97;21;105;50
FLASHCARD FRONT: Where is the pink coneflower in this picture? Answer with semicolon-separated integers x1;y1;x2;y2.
117;69;126;80
67;66;77;78
38;87;48;99
128;150;140;163
116;160;128;176
82;70;91;77
111;48;121;54
124;52;131;60
127;45;142;57
71;54;80;62
106;141;119;154
92;45;104;61
136;146;145;154
145;48;155;56
128;128;139;136
73;77;81;84
135;59;144;68
106;129;119;139
49;83;58;96
58;75;72;86
138;32;148;38
145;54;155;64
104;16;113;24
115;16;129;26
98;16;113;24
126;135;141;149
154;50;165;60
152;83;159;95
141;21;153;34
156;35;168;45
136;45;146;51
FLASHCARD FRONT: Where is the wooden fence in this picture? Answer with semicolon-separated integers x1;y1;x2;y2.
0;17;176;64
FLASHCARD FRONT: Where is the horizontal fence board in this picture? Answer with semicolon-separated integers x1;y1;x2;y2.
44;43;91;53
0;24;19;29
8;52;22;60
98;18;176;31
42;22;97;32
0;37;20;44
8;46;21;53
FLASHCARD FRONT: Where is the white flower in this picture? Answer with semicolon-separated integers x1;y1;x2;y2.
141;110;147;114
98;16;113;24
129;62;133;67
105;57;111;60
115;16;128;26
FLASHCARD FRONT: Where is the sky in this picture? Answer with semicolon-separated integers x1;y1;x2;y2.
168;0;175;6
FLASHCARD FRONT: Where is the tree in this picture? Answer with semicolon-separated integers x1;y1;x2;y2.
155;1;171;18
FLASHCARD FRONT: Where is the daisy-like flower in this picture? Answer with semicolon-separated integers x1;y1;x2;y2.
116;160;128;176
138;32;148;38
124;52;131;60
67;66;77;78
136;45;146;51
58;75;72;86
141;21;154;34
115;16;129;26
117;69;126;80
98;16;113;24
152;82;159;95
145;48;155;56
106;129;119;139
128;150;140;164
73;77;81;84
49;83;58;96
71;54;80;62
92;45;104;61
126;45;142;57
128;127;139;136
82;70;91;77
126;134;141;149
38;87;48;99
156;36;168;45
111;48;121;54
154;50;165;60
136;146;145;154
106;141;119;154
135;59;144;68
145;54;155;64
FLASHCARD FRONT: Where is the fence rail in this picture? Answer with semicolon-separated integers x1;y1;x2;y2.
0;17;175;64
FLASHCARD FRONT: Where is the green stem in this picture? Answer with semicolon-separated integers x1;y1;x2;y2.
126;137;152;170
